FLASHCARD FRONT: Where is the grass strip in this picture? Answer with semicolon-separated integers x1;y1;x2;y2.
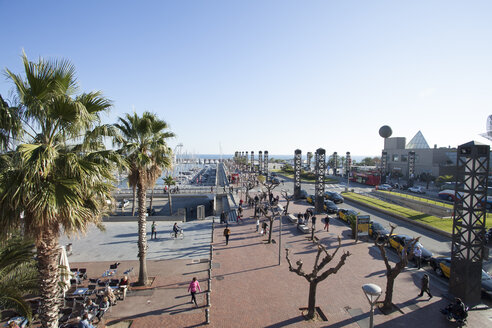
376;190;453;209
342;192;492;233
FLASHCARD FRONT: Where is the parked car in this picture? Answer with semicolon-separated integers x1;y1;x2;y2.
325;191;344;204
299;189;308;199
430;257;451;277
323;200;338;214
369;221;390;241
337;209;358;223
430;257;492;298
408;186;426;194
376;184;393;191
438;189;462;202
118;199;130;209
306;195;316;204
388;234;433;262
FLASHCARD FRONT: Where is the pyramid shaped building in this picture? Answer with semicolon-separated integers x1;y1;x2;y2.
406;131;430;149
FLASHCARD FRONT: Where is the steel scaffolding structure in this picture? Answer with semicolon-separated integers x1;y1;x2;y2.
315;148;326;213
294;149;302;198
450;141;489;305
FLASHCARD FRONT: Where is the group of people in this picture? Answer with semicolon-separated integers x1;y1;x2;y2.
78;275;131;327
150;221;183;239
296;209;330;232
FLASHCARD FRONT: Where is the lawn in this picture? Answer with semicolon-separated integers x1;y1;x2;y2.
376;190;453;209
342;192;492;234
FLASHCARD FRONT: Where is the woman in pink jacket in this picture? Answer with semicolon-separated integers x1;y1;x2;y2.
188;277;201;307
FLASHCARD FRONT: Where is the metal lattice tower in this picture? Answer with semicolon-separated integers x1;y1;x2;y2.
333;152;338;176
258;151;263;174
408;151;416;179
315;148;326;213
263;151;269;179
250;151;254;172
346;152;351;176
449;141;489;305
294;149;302;198
381;151;388;183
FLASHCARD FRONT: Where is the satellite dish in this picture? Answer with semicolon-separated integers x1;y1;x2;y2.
479;115;492;141
379;125;392;138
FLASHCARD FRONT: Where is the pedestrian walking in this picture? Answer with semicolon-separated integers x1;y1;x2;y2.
220;210;226;224
256;218;260;232
417;273;432;298
311;215;316;229
224;225;231;245
324;216;330;231
151;221;157;240
261;221;268;235
188;277;202;307
414;244;422;270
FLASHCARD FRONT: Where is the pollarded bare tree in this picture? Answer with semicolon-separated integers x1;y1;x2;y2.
281;189;292;215
286;237;351;320
374;224;418;312
259;205;277;244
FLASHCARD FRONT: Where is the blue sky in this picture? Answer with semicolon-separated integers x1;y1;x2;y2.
1;1;491;157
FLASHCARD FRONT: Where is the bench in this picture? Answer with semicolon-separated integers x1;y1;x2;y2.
297;224;310;234
287;214;298;224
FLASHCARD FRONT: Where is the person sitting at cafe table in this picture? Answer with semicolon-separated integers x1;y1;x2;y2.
119;275;130;300
104;286;117;305
78;313;94;328
94;296;110;323
84;299;98;317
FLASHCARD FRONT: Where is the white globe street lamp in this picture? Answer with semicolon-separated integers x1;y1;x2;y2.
362;283;382;328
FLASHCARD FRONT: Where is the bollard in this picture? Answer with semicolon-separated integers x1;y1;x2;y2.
207;291;211;306
205;308;210;324
208;278;212;292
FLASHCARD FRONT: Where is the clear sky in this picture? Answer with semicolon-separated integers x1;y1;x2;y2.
1;1;491;157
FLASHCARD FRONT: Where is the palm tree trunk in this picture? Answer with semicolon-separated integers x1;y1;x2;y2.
37;227;61;328
167;186;173;215
149;187;155;212
306;281;318;319
132;185;137;216
137;178;149;286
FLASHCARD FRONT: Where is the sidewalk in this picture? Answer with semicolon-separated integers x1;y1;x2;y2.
207;192;490;327
63;192;491;328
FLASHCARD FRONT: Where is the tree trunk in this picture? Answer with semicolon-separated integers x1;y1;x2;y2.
167;186;173;215
37;227;61;328
268;217;274;243
137;178;149;286
306;281;318;319
149;187;155;212
383;271;396;310
132;185;136;216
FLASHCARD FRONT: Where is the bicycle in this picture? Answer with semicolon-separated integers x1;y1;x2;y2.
170;229;184;240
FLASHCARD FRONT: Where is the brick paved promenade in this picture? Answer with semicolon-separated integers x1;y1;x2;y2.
66;192;491;328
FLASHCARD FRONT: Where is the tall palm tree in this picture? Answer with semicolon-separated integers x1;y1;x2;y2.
114;112;174;286
163;175;176;214
0;237;38;322
0;53;117;328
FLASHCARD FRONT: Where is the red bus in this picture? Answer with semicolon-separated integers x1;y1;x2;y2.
350;166;381;186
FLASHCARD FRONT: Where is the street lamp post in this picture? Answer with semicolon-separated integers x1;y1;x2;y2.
362;283;382;328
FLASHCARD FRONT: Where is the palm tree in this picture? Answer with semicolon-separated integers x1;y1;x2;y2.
0;94;23;152
0;53;117;328
0;237;39;322
114;112;174;286
163;175;176;214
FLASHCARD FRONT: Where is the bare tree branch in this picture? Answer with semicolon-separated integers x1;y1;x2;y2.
285;248;308;279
